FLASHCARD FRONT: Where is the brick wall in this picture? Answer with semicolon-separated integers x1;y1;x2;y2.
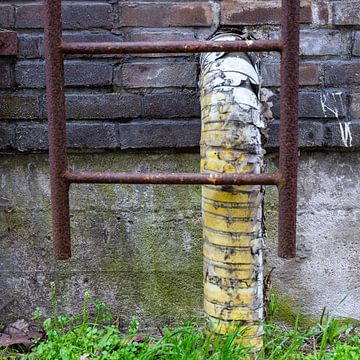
0;0;359;151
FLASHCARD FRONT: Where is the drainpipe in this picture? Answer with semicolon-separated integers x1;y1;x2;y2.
200;33;265;350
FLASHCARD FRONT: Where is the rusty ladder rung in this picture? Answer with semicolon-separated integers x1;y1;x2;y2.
63;171;282;185
61;39;283;54
44;0;299;260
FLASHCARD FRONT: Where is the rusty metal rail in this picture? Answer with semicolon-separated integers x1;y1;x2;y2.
61;39;283;54
63;171;283;185
43;0;300;260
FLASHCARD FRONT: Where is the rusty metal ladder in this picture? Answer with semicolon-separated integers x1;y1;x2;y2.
43;0;300;260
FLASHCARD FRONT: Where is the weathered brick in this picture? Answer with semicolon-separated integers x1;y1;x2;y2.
120;62;197;88
16;61;113;88
119;2;212;27
333;1;360;25
352;32;360;57
143;92;200;119
120;120;200;149
300;30;349;56
0;5;14;28
15;123;48;151
324;121;360;147
64;94;141;120
64;62;113;87
16;3;113;29
18;35;43;59
125;29;195;57
0;62;12;88
15;5;42;29
0;122;14;150
221;0;312;25
62;3;113;30
350;94;360;118
271;92;347;119
126;29;195;42
15;122;119;152
15;62;44;88
63;32;123;59
67;123;119;149
0;95;39;120
267;120;324;148
324;61;360;86
317;1;330;25
63;32;122;44
261;62;320;87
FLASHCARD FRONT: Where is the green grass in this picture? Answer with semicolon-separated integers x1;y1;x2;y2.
2;283;359;359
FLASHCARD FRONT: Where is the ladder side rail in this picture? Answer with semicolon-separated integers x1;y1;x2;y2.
278;0;300;258
44;0;71;260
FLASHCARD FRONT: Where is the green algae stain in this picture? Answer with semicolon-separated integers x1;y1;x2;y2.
269;287;316;328
264;185;278;242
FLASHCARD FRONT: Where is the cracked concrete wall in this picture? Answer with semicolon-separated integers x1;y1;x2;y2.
1;150;359;326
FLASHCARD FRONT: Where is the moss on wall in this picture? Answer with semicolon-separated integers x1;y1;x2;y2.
0;151;204;327
2;151;360;326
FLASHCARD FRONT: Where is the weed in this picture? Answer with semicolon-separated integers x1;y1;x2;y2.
3;284;359;359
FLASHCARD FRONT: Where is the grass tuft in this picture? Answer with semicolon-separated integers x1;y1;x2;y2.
1;284;359;359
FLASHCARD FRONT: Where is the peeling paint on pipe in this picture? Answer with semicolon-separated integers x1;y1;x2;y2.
200;33;265;350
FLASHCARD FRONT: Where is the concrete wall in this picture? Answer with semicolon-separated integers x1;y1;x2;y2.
1;150;359;327
1;151;204;327
0;0;360;326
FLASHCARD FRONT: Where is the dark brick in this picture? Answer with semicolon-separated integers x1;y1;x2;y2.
64;94;141;120
0;5;14;28
0;95;39;120
16;3;113;29
143;92;200;119
0;62;12;88
15;62;45;88
324;121;360;147
353;32;360;57
67;123;119;149
64;62;113;87
266;120;324;148
119;2;212;27
16;61;113;88
63;32;123;43
15;5;42;29
0;122;14;150
120;62;197;88
62;3;113;30
271;92;347;119
333;1;360;25
221;0;312;25
261;62;320;87
125;29;195;57
350;93;360;118
63;32;123;59
15;123;48;151
300;30;349;56
126;29;195;42
317;1;330;25
324;61;360;86
120;120;200;149
18;35;43;59
15;122;119;151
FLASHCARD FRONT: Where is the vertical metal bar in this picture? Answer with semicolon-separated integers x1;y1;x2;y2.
44;0;71;260
278;0;300;259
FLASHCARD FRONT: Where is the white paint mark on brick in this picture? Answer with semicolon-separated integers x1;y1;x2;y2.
320;92;352;147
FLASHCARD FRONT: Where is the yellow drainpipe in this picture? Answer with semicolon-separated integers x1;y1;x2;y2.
200;33;265;350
